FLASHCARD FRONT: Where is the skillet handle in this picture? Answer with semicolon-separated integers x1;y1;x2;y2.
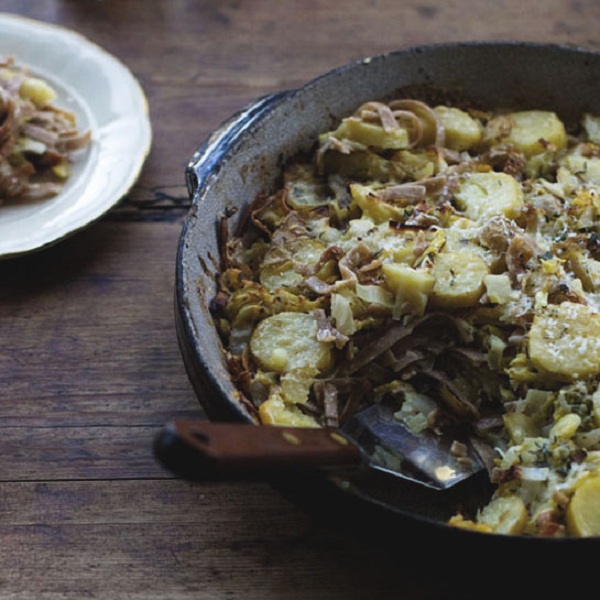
154;420;362;480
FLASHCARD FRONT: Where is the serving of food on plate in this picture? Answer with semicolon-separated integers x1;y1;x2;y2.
0;55;90;204
0;13;152;259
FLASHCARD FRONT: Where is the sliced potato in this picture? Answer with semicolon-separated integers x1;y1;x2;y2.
250;312;333;374
390;149;436;180
382;229;418;265
550;413;581;441
561;153;600;187
566;476;600;537
259;238;325;292
382;263;434;315
483;273;517;304
509;110;567;155
259;389;319;427
434;105;482;151
280;367;318;405
448;514;493;533
284;180;328;211
528;302;600;381
454;171;523;222
331;117;410;150
487;110;567;156
350;183;407;223
19;75;57;107
430;251;489;308
477;495;528;535
259;261;304;292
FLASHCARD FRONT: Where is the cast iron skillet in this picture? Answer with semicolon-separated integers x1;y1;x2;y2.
161;42;600;565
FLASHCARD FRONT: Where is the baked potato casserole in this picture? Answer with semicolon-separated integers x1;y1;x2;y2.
212;96;600;537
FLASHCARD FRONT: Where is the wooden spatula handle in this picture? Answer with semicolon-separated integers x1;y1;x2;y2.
154;420;362;480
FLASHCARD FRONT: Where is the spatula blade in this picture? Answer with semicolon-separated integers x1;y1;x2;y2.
343;401;484;490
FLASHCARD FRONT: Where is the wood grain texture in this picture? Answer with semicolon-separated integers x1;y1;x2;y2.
2;0;599;597
0;479;441;599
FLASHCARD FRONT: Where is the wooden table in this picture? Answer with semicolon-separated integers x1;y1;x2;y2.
1;1;598;597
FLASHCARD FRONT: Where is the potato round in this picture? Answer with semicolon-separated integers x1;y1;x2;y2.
454;171;523;222
477;495;528;535
250;312;333;374
528;302;600;381
566;476;600;537
504;110;567;156
430;251;489;308
434;105;482;151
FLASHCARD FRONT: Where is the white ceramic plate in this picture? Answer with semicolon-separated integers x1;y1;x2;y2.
0;13;152;258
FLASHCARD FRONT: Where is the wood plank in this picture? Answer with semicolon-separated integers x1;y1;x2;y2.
0;221;202;427
0;425;168;481
0;479;433;599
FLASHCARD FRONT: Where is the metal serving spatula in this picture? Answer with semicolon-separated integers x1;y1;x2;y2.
154;400;485;490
